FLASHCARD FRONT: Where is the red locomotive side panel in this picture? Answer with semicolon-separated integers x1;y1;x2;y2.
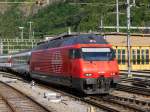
30;47;74;86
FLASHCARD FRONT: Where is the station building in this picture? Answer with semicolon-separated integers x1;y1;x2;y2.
105;33;150;70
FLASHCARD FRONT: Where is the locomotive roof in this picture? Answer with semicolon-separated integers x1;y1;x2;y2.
105;34;150;46
32;34;108;51
47;34;108;47
60;34;108;45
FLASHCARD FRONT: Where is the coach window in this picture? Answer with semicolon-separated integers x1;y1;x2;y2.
22;56;27;64
132;49;136;65
18;57;21;64
137;49;140;64
117;49;121;64
121;49;126;65
141;49;145;64
146;49;149;64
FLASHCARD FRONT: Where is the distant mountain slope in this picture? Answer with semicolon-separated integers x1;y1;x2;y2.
0;0;62;39
0;0;150;39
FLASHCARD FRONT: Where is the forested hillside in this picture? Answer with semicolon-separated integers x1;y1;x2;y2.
0;0;150;39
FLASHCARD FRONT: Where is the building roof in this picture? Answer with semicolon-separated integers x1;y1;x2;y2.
105;34;150;47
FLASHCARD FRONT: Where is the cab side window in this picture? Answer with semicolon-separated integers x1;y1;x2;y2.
69;49;81;59
32;42;48;51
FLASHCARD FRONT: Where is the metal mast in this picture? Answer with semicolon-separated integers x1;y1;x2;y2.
127;0;131;77
19;27;24;40
116;0;119;32
100;16;103;33
28;21;33;39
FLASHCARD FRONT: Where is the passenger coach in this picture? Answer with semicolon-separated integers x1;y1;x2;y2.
0;55;12;71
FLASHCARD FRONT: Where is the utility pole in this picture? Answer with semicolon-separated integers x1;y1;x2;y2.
116;0;119;32
100;16;103;33
32;31;35;39
19;27;24;40
127;0;131;77
28;21;33;39
0;41;3;55
68;27;71;35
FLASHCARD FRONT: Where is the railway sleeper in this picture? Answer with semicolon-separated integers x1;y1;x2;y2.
108;95;150;109
103;97;148;112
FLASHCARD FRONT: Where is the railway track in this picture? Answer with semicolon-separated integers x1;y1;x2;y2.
0;81;50;112
120;70;150;88
129;70;150;74
85;95;149;112
0;71;25;81
0;95;13;112
1;71;150;112
121;78;150;88
39;82;150;112
120;71;150;79
116;84;150;96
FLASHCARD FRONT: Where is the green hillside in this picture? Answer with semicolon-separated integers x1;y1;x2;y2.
0;0;150;39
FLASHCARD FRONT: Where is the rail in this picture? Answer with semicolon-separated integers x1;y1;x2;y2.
1;71;149;112
88;95;149;112
0;81;51;112
116;84;150;96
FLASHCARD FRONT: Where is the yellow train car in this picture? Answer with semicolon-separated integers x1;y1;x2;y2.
105;33;150;70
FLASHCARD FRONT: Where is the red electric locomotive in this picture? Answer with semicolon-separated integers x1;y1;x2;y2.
30;34;119;94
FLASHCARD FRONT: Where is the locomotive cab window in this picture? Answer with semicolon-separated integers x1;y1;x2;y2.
32;42;48;51
69;49;81;59
81;48;115;61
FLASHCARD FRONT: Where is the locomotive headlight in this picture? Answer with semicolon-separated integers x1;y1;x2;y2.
111;73;116;76
85;73;93;77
